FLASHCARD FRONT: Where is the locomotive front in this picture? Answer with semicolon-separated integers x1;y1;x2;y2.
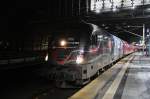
48;24;92;86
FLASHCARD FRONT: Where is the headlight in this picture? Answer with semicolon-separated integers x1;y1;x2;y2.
76;55;84;64
60;40;67;47
45;54;48;61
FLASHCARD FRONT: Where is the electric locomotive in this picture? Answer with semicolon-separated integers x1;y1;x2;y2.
47;22;135;87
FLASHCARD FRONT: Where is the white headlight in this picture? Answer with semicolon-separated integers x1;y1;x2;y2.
45;54;48;61
60;40;67;46
76;55;84;64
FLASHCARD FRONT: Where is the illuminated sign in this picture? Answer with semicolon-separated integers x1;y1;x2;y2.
90;0;150;13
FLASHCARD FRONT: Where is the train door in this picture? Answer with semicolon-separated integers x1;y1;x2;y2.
100;34;113;66
112;35;121;60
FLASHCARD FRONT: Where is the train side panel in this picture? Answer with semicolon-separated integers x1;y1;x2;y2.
112;35;124;61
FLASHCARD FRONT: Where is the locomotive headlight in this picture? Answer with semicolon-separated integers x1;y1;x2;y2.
60;40;67;46
45;54;48;61
76;55;84;64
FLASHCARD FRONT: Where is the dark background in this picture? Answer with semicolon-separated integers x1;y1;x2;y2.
1;0;150;52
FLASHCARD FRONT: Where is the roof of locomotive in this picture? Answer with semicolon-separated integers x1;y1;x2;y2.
51;21;113;40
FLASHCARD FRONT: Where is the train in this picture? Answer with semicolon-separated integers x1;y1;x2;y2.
46;22;136;87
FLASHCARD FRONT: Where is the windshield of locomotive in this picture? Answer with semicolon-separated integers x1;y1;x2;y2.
50;31;91;65
50;24;92;65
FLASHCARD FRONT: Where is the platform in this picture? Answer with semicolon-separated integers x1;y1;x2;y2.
69;52;150;99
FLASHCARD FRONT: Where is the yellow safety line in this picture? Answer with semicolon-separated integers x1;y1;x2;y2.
102;56;134;99
69;55;133;99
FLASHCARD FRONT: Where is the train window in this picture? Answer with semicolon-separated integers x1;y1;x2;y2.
83;70;87;74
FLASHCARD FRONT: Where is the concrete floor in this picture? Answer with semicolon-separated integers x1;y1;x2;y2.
70;52;150;99
121;53;150;99
103;52;150;99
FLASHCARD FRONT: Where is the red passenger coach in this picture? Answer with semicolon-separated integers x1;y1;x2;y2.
123;41;130;55
123;41;136;55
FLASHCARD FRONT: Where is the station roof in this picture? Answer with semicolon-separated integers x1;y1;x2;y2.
4;0;150;43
